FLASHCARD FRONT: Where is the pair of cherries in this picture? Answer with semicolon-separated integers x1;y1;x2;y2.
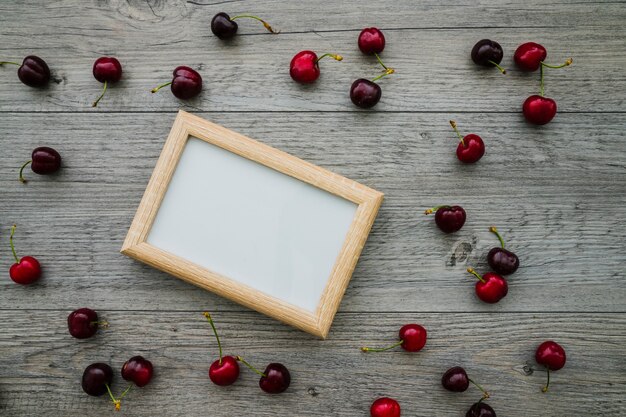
82;357;153;410
466;226;519;304
204;312;291;394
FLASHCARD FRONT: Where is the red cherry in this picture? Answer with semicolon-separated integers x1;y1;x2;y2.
361;324;427;353
514;42;547;72
289;50;342;84
8;225;41;285
523;95;557;125
121;355;154;387
536;340;566;392
92;57;122;107
370;397;401;417
358;28;386;55
204;312;240;386
450;120;485;163
152;66;203;100
467;268;508;303
425;205;466;233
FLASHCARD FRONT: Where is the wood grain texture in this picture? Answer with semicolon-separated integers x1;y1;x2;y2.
1;0;625;416
0;311;625;416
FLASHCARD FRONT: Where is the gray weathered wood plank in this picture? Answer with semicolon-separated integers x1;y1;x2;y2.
1;311;624;416
1;112;624;313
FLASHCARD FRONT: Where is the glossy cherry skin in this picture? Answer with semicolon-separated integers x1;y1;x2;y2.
466;402;496;417
93;57;122;83
31;147;62;175
211;12;238;39
514;42;547;72
68;308;99;339
536;341;566;371
487;247;519;275
82;363;113;396
16;56;50;87
475;272;508;303
358;28;386;55
434;206;466;233
442;366;469;392
471;39;503;67
399;324;427;352
9;256;41;285
122;356;154;387
457;134;485;163
259;363;290;394
523;95;557;125
370;397;401;417
290;51;321;84
209;355;240;386
171;66;202;99
350;79;381;108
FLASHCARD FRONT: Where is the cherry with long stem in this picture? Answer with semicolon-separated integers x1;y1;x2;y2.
230;14;278;33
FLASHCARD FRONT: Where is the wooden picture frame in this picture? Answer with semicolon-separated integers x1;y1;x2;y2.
121;110;383;338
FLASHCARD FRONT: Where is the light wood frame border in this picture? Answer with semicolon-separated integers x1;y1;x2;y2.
121;110;383;338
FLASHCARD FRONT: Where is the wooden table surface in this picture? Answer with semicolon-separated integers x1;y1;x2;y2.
1;1;625;416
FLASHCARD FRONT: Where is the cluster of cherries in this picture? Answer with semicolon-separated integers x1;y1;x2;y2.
471;39;572;125
67;307;154;410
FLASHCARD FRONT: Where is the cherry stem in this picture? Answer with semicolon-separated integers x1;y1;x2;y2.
539;63;545;97
541;58;573;70
203;312;223;364
151;81;172;94
469;378;490;399
449;120;465;146
92;80;107;107
315;53;343;64
489;226;506;248
9;224;19;263
106;383;131;411
424;205;449;215
467;267;486;284
361;339;404;352
0;61;20;66
372;68;395;83
19;160;31;184
374;53;390;70
90;320;109;329
230;15;279;34
542;368;551;393
236;356;267;377
487;60;506;74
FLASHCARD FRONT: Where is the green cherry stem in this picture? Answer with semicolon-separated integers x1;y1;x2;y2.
151;81;172;94
203;312;223;364
361;339;403;352
467;267;486;284
489;226;506;249
539;58;572;96
90;320;109;328
539;63;545;97
488;60;506;74
106;383;131;411
371;68;395;82
424;205;450;215
469;378;490;399
230;15;279;34
236;356;267;377
92;81;107;107
19;160;31;184
374;53;390;70
315;53;343;64
449;120;465;146
0;61;20;66
9;224;19;263
542;367;551;393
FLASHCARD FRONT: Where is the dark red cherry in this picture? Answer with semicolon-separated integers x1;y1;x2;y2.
19;146;62;183
68;308;105;339
471;39;505;74
487;226;519;275
466;402;497;417
514;42;547;72
152;66;202;99
289;50;342;84
358;28;386;55
467;268;508;303
442;366;469;392
1;56;50;87
211;12;238;39
209;356;240;386
82;363;113;396
8;225;41;285
536;340;566;392
259;363;291;394
93;57;122;83
370;397;401;417
350;78;382;108
450;120;485;163
425;205;466;233
523;95;557;125
122;356;154;387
